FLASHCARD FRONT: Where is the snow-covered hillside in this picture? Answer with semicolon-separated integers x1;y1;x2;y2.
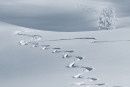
0;0;130;87
0;21;129;87
1;0;130;32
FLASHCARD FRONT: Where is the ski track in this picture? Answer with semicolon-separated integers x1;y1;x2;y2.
92;40;130;43
15;31;122;87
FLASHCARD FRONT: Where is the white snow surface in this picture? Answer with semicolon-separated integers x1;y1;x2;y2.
0;21;130;87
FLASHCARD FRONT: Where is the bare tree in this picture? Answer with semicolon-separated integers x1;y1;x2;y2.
98;8;117;30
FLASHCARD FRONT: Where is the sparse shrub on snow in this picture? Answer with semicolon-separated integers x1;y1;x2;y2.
98;8;117;30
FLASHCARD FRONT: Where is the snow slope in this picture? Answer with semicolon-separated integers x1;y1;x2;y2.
0;21;130;87
0;0;119;32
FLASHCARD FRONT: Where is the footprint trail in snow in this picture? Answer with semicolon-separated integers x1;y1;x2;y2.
15;31;121;87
